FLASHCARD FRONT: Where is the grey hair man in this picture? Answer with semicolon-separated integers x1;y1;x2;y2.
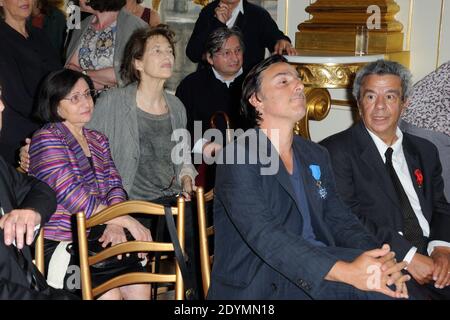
322;59;450;299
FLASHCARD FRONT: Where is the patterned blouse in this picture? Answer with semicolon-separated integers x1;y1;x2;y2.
78;21;117;70
29;122;127;241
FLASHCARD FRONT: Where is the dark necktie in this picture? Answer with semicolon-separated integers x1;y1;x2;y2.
384;147;426;253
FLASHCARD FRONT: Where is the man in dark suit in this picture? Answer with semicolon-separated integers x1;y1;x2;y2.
208;55;412;300
186;0;296;72
0;86;65;299
321;60;450;299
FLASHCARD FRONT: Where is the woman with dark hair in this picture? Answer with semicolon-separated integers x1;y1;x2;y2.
30;0;66;56
125;0;160;26
28;69;152;300
65;0;146;89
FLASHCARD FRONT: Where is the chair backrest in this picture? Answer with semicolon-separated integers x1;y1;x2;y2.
34;229;45;275
76;199;185;300
293;87;331;140
195;187;215;298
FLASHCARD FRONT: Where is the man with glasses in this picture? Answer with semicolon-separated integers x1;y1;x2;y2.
177;27;247;189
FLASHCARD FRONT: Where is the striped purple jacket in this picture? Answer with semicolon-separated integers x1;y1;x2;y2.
29;122;127;241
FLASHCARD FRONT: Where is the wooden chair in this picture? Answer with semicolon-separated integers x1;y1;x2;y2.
76;199;185;300
195;187;215;298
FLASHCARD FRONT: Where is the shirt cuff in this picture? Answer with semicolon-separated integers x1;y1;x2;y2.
192;138;209;154
427;240;450;256
403;247;417;266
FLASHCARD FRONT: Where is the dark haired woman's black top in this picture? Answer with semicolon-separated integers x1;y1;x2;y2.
0;19;61;165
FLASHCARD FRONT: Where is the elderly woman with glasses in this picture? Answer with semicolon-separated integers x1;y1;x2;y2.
27;69;152;300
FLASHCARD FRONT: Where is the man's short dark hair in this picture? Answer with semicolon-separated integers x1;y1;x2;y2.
353;59;413;103
87;0;126;12
204;27;245;59
120;25;176;85
35;69;95;123
241;54;288;128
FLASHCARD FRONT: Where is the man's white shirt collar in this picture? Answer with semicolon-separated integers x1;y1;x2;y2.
212;67;243;87
226;0;244;28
